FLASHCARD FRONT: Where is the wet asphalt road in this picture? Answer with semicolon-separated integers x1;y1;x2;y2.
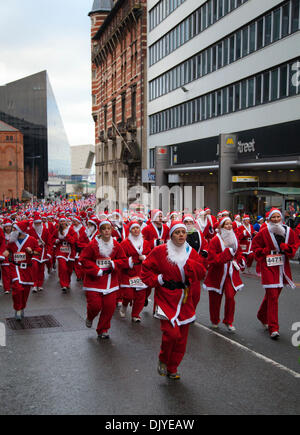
0;263;299;416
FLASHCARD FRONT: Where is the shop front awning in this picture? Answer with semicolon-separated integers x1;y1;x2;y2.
227;187;300;196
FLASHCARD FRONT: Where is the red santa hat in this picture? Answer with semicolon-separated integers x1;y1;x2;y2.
221;210;230;216
219;217;232;228
169;221;187;238
13;221;29;234
183;214;195;223
151;209;162;222
99;219;112;229
33;212;42;223
111;209;123;220
242;214;250;221
268;208;282;219
59;216;67;223
3;218;12;227
72;215;81;224
87;216;98;227
128;221;140;232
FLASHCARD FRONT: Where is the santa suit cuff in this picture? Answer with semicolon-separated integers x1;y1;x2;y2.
157;274;164;286
229;248;236;257
97;269;103;277
128;257;134;269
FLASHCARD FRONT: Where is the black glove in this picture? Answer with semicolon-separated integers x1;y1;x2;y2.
200;250;208;258
103;269;112;276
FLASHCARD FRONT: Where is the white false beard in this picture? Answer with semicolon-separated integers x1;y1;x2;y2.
33;223;43;236
87;226;96;238
220;228;237;250
73;224;82;233
167;239;189;268
268;222;285;237
9;231;20;244
128;233;143;253
197;216;207;231
97;237;114;258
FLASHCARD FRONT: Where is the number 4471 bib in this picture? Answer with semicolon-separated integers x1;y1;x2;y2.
266;254;284;267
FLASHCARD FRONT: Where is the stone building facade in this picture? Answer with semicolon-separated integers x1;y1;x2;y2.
0;120;24;202
89;0;147;208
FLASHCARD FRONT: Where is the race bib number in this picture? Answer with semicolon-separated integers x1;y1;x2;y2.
240;244;248;251
14;252;26;263
96;258;111;269
129;277;143;288
60;246;70;253
266;254;284;267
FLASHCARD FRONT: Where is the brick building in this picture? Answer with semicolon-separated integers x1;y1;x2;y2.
89;0;147;207
0;120;24;202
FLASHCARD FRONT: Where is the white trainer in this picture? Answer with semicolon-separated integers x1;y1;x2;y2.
270;331;280;340
119;305;127;318
226;324;236;332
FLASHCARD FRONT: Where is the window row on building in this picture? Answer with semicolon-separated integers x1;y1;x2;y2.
149;0;186;32
149;57;300;135
149;0;300;101
149;0;249;66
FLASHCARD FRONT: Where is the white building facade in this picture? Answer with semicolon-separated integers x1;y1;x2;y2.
147;0;300;216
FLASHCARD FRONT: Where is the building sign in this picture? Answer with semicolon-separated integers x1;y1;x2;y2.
142;169;155;184
157;147;167;155
232;176;259;182
237;139;256;154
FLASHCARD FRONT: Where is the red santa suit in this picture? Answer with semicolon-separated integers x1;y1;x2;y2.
196;210;216;242
1;220;12;293
72;218;89;280
53;219;77;289
252;209;297;336
236;216;255;269
141;222;206;377
79;227;128;337
142;215;170;247
28;216;51;290
119;223;152;321
203;219;246;328
5;221;41;316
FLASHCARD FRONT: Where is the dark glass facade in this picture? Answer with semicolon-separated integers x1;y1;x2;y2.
0;71;71;198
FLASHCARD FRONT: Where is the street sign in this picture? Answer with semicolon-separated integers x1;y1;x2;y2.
232;176;259;182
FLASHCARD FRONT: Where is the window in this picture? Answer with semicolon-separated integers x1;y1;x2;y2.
236;31;242;60
282;3;290;37
228;85;234;112
235;83;240;110
271;69;279;101
291;0;300;32
273;8;281;42
248;78;255;107
280;64;288;98
249;22;256;53
222;88;228;114
263;72;270;103
229;35;235;63
264;13;272;46
241;80;247;109
257;18;263;49
242;26;249;57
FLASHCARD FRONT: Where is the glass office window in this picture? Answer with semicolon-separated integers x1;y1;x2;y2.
257;18;263;49
236;31;242;60
265;13;272;46
235;83;240;111
228;85;234;112
249;22;256;53
292;0;300;32
229;35;235;63
222;88;228;114
280;64;288;98
282;3;290;37
242;26;249;57
263;72;270;103
223;38;229;66
273;8;281;41
248;78;255;107
271;68;279;101
241;80;247;109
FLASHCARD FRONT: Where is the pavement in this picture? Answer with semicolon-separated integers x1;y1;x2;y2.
0;264;300;416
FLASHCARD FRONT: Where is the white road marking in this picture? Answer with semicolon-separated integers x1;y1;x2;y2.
194;322;300;379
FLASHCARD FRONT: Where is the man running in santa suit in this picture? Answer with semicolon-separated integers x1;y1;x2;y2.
53;216;77;292
71;215;89;281
1;218;13;294
1;221;41;320
119;221;152;323
110;210;128;243
79;220;128;339
28;213;51;292
142;209;169;248
141;221;206;380
236;214;256;270
252;208;298;339
86;216;99;242
203;217;246;332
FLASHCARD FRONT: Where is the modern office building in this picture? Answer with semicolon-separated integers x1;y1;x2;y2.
0;71;71;198
89;0;147;208
147;0;300;215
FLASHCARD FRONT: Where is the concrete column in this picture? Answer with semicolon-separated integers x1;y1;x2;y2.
218;134;237;212
155;146;169;187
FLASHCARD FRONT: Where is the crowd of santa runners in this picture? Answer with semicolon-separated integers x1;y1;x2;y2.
0;198;299;380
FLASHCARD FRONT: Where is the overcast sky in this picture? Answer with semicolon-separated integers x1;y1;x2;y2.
0;0;95;146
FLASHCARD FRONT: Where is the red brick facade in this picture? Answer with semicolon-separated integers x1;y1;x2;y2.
90;0;147;204
0;123;24;201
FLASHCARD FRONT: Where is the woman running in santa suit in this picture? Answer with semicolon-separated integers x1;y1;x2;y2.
252;208;298;339
53;216;77;293
1;221;41;320
203;217;246;332
1;219;13;294
79;220;128;339
119;221;152;323
141;221;206;380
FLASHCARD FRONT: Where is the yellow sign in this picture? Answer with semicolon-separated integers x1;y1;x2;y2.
226;138;235;145
232;176;259;182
